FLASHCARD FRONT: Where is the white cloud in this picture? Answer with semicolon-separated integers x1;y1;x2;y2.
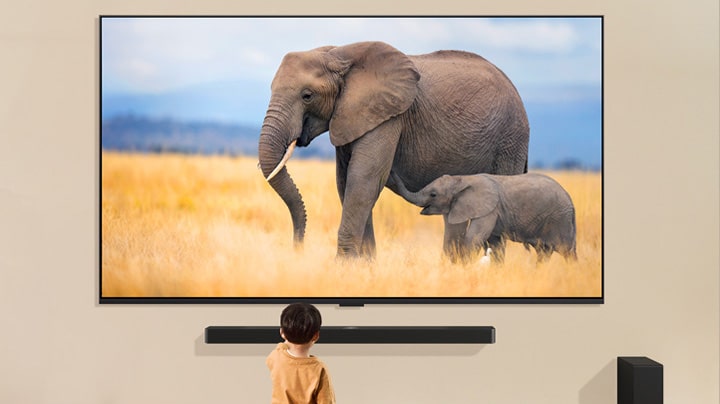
101;17;601;93
463;19;580;53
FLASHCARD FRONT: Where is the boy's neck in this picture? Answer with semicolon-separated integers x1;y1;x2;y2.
285;341;312;358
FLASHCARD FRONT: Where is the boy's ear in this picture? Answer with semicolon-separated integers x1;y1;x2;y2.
312;331;320;342
279;328;286;340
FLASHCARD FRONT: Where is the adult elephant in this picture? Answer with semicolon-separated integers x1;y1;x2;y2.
258;41;529;259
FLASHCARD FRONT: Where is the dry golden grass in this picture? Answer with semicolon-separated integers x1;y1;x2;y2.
101;152;602;298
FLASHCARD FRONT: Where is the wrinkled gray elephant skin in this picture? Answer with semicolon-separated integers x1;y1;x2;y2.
392;172;577;264
257;41;529;259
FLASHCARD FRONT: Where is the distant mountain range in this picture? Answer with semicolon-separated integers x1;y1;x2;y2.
101;115;335;159
102;80;269;125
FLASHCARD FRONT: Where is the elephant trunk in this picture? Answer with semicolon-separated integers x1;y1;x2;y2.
391;172;425;207
258;106;306;247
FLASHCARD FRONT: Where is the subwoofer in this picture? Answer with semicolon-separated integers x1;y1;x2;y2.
617;356;663;404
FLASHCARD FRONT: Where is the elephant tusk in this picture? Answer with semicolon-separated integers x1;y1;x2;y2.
265;140;297;181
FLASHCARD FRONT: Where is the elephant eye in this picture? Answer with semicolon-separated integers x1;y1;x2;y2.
301;90;314;103
430;192;437;198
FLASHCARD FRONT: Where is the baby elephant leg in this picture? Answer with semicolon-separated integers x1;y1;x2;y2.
535;243;554;263
486;236;506;263
443;219;476;264
465;215;498;259
443;221;472;264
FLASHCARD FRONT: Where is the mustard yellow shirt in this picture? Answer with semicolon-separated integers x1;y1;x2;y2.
266;342;336;404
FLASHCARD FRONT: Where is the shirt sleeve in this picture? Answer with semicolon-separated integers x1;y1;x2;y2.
266;350;274;370
315;367;336;404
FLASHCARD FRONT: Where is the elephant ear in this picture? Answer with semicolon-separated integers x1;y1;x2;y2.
328;41;420;146
447;176;500;225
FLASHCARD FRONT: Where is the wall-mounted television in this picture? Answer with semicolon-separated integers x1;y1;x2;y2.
100;16;603;304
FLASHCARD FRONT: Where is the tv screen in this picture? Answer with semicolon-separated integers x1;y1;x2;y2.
100;16;603;304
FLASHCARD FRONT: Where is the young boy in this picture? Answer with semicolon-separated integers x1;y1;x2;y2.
266;303;336;404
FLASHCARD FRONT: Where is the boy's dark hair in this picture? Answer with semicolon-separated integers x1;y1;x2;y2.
280;303;322;344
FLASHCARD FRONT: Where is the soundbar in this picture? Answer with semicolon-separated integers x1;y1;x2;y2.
205;326;495;344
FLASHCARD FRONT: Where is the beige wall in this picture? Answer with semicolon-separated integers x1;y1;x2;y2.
1;1;718;403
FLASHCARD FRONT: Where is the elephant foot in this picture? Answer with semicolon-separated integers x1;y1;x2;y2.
336;227;377;261
335;247;375;264
336;238;376;262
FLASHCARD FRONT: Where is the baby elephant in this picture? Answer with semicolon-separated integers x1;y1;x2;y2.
390;172;577;264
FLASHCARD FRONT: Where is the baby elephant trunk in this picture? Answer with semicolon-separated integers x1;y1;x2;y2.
389;172;427;207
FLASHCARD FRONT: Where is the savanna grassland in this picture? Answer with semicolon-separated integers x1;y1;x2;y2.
101;152;602;298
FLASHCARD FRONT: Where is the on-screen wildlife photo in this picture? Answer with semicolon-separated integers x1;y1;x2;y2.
100;17;602;302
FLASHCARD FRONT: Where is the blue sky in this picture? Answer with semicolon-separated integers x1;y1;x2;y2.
101;17;602;168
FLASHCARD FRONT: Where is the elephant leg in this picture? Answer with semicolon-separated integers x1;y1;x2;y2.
361;214;376;257
337;144;376;256
443;219;472;264
461;216;504;265
563;246;578;261
465;216;497;253
535;244;554;264
335;121;400;258
487;236;506;264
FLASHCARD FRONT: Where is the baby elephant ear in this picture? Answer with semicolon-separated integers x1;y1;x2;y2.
447;176;500;225
328;41;420;146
